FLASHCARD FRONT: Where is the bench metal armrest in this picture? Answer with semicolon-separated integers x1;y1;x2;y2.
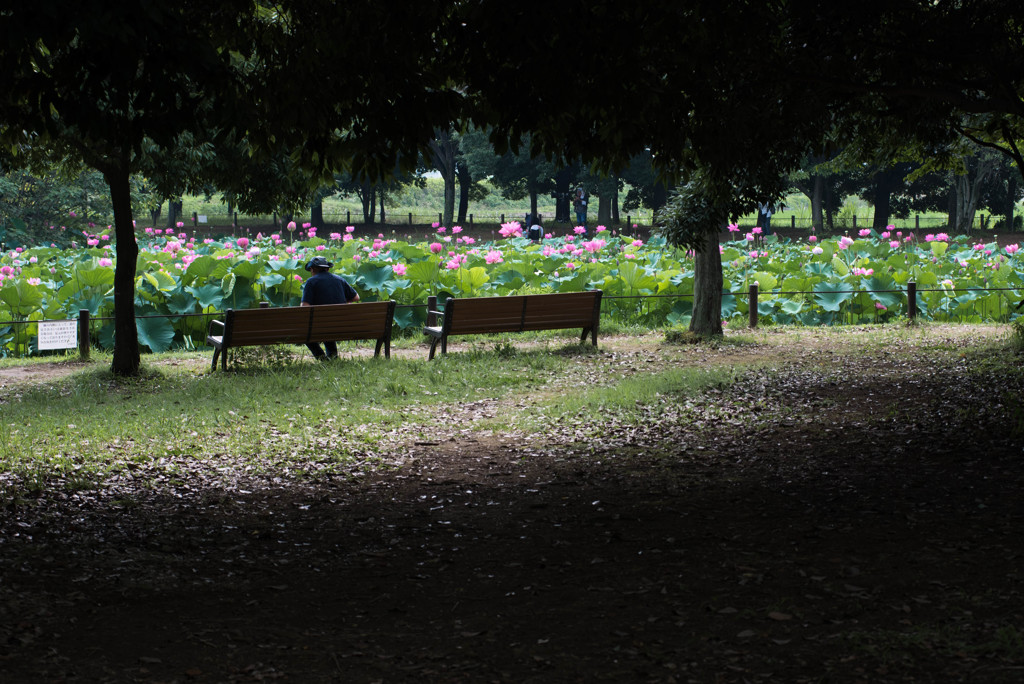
207;319;225;336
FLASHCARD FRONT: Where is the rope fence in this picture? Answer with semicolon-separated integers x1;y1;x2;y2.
1;283;1021;360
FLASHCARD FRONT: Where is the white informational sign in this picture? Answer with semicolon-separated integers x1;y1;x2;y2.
197;215;208;224
37;320;78;350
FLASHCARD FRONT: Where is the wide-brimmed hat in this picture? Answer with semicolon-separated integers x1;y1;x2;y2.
304;256;333;271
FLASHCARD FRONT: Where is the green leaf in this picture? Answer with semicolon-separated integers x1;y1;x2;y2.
185;284;225;311
136;316;176;353
813;281;855;313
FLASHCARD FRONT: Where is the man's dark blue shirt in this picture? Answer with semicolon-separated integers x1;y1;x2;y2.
302;272;357;305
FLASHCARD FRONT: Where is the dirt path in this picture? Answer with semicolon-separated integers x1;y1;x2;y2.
1;327;1022;683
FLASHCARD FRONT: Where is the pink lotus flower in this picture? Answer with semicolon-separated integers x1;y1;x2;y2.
881;231;891;239
889;240;900;249
875;302;887;310
452;226;462;234
345;225;355;233
302;222;311;229
812;246;824;255
935;232;949;242
287;221;297;231
176;222;184;229
749;250;759;258
632;240;644;247
858;229;871;237
353;254;361;262
98;258;113;267
1006;243;1020;255
330;232;342;240
316;245;326;251
808;235;817;243
342;234;352;242
236;237;250;249
751;226;762;235
437;226;446;233
925;233;935;242
145;227;154;234
392;263;407;276
431;222;440;228
727;223;740;232
285;246;296;254
498;221;523;238
429;242;444;254
485;249;504;264
574;226;586;234
596;225;607;233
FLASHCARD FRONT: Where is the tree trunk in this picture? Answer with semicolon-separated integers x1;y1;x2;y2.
380;192;386;224
611;181;620;224
597;194;612;224
689;229;724;337
811;174;824;232
1006;175;1017;230
953;156;995;233
167;200;178;228
554;167;572;222
310;197;324;228
429;130;458;227
872;170;894;231
529;190;539;219
457;161;470;223
103;163;141;376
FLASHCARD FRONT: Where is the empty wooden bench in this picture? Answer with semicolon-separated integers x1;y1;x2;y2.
423;290;602;360
206;301;396;370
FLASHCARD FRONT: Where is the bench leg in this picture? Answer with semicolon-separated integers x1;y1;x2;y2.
374;337;384;358
428;336;442;360
211;348;220;372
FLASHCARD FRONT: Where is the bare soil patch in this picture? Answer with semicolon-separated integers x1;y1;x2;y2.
1;326;1022;683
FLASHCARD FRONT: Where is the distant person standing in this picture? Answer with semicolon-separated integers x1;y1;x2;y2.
573;186;588;230
301;256;359;360
757;201;773;235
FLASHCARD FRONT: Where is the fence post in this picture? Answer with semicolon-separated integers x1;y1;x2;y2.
749;284;759;329
626;215;631;227
78;309;90;360
233;211;238;227
347;210;351;224
192;212;198;227
427;295;437;327
500;214;505;224
791;215;796;229
408;213;412;225
852;215;857;229
907;281;917;321
470;213;474;229
438;212;443;225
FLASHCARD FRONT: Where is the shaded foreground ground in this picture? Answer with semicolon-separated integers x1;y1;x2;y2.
1;327;1023;683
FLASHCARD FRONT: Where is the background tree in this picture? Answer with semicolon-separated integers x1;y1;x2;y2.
0;1;259;375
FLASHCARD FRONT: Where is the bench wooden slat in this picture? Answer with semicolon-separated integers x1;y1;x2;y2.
207;301;395;370
423;291;601;359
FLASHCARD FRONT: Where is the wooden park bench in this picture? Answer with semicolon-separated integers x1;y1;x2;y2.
423;290;603;360
206;301;396;370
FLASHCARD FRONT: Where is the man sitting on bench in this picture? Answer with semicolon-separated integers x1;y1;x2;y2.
301;256;359;360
